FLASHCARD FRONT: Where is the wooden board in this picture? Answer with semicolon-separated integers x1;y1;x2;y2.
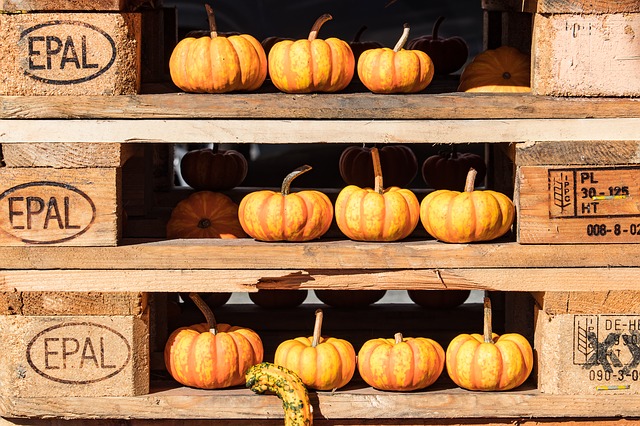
0;167;120;246
0;313;149;397
517;165;640;243
533;0;640;13
0;12;140;95
532;13;640;97
0;292;147;316
2;143;139;168
535;292;640;395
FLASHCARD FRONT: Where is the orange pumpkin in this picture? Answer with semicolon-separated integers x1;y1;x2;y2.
357;23;434;94
358;332;445;391
164;293;264;389
335;147;420;242
239;165;333;242
169;4;267;93
349;25;384;66
274;309;356;391
166;191;247;239
339;144;418;188
457;46;530;93
268;13;355;93
180;144;248;191
446;295;533;391
419;168;514;243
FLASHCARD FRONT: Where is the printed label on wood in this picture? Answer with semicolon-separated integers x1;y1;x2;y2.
0;13;140;95
518;166;640;243
0;314;149;397
0;168;120;246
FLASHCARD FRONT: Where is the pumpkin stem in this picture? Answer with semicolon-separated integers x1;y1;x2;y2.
189;292;218;335
281;165;312;196
394;332;403;344
204;4;218;38
197;218;211;229
371;147;384;194
312;309;324;348
211;143;219;154
432;16;445;41
393;23;410;52
353;25;368;42
464;168;477;192
450;145;458;159
483;293;493;343
309;13;333;41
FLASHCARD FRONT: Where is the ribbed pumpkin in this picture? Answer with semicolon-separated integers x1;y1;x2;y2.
407;289;471;309
335;147;420;242
169;4;267;93
315;289;386;308
358;332;445;391
268;13;355;93
238;165;333;242
457;46;530;93
357;23;434;94
274;309;356;391
339;144;418;188
249;290;309;309
166;191;247;239
180;144;248;191
421;145;486;191
164;293;264;389
349;26;384;65
446;294;533;391
420;168;514;243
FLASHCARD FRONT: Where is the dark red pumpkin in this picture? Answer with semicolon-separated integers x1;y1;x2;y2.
249;290;308;309
339;145;418;188
349;26;384;65
315;290;386;308
421;146;487;191
180;144;248;191
407;290;471;309
406;16;468;75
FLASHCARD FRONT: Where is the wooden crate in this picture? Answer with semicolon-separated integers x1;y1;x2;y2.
531;2;640;97
0;11;141;95
534;291;640;395
516;141;640;244
0;292;149;398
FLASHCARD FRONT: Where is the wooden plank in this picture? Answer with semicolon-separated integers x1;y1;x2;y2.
532;13;640;97
516;140;640;166
0;313;149;397
2;143;139;168
1;267;640;292
517;165;640;243
0;13;140;96
535;0;640;13
5;383;640;419
535;292;640;395
0;0;128;11
0;168;120;246
2;93;640;120
4;240;640;270
0;292;146;315
1;118;640;144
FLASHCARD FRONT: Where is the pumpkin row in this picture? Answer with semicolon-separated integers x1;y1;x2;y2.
167;147;515;244
165;293;533;395
169;5;531;94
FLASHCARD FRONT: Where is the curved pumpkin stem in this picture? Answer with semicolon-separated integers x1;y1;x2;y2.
352;25;367;42
204;4;218;38
483;293;493;343
312;309;324;347
371;147;384;194
432;16;445;41
464;168;477;192
281;165;312;196
189;292;218;335
309;13;333;41
394;332;403;344
393;23;410;52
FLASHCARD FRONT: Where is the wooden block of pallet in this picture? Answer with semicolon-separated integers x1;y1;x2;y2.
516;141;640;244
0;292;149;398
0;12;141;95
534;291;640;395
0;167;121;246
531;12;640;96
2;143;140;168
533;0;640;14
